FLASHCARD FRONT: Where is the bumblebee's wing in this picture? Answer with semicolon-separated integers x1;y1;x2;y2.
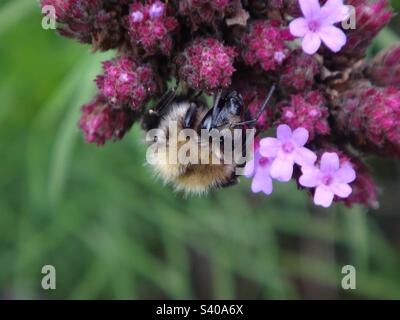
200;89;225;130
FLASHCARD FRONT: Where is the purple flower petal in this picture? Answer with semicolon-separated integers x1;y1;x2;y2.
321;0;350;24
335;163;356;184
276;124;292;141
299;0;321;19
131;11;144;23
331;183;352;198
314;185;334;207
319;25;347;53
302;32;322;55
289;18;308;37
252;169;273;195
320;152;340;173
292;127;309;147
149;2;164;18
244;158;255;178
299;165;320;187
294;147;317;166
270;157;294;182
260;137;280;158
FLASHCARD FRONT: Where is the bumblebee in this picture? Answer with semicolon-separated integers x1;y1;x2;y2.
141;86;275;194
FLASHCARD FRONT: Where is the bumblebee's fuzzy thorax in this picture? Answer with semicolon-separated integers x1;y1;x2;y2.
141;86;271;195
145;101;238;194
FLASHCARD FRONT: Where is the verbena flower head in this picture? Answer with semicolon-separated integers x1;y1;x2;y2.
280;49;320;92
96;55;157;110
333;83;400;157
79;95;136;146
177;38;237;92
40;0;127;50
127;1;178;56
178;0;234;30
277;91;330;141
368;45;400;87
244;140;274;195
41;0;397;208
242;20;293;71
299;152;356;208
289;0;349;55
259;125;317;182
343;0;392;58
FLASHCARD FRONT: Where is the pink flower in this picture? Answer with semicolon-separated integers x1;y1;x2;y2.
244;141;274;195
131;11;144;22
78;95;137;146
96;55;157;110
276;91;330;141
299;152;356;208
177;38;237;92
289;0;349;55
149;2;165;18
127;1;178;56
242;20;293;71
259;124;317;182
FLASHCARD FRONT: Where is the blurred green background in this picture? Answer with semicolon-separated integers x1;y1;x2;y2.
1;0;400;300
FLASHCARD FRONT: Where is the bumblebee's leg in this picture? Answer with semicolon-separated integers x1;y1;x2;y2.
141;111;161;132
154;89;177;115
219;173;239;188
231;85;276;128
141;89;177;131
183;103;198;129
211;89;223;120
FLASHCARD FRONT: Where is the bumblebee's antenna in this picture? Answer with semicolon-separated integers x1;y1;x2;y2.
232;84;276;128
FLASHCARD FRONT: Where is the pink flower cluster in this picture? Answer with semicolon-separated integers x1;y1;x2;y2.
178;38;237;92
41;0;399;208
40;0;128;50
343;0;393;58
246;125;356;208
242;20;293;72
78;95;137;146
277;91;330;141
368;45;400;87
127;1;179;56
96;55;157;110
178;0;232;29
333;84;400;157
280;49;320;92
